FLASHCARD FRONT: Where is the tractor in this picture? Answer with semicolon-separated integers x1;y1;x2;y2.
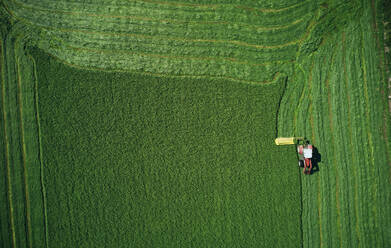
275;137;313;175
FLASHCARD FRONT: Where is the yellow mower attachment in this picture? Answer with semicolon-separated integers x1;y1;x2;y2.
274;137;304;145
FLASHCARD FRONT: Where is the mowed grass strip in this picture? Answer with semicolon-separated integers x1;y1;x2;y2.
4;0;314;82
32;48;301;248
0;23;49;248
278;1;391;247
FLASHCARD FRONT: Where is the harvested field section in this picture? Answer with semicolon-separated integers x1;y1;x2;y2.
0;23;48;248
1;0;391;247
277;1;391;247
4;0;316;82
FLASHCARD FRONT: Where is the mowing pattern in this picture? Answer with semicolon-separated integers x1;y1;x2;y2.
1;0;391;247
278;0;391;247
0;22;47;248
3;0;318;83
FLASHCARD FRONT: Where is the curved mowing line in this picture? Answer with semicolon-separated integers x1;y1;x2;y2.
63;44;294;67
6;7;308;51
291;63;311;133
342;31;361;246
139;0;309;13
16;55;32;248
41;24;303;50
325;40;343;248
29;53;49;248
9;0;308;31
27;0;308;12
1;37;16;248
8;12;306;54
41;51;283;86
8;0;309;31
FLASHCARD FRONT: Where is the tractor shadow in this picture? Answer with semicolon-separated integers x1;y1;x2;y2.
310;147;321;175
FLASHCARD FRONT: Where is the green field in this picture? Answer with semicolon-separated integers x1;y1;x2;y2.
1;0;391;247
33;48;300;247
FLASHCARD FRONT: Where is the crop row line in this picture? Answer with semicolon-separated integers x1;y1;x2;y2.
8;0;309;30
325;38;343;247
298;36;339;248
1;24;49;247
335;40;353;248
312;52;329;248
42;50;284;86
43;32;297;65
63;43;293;67
23;0;309;13
369;1;388;233
316;42;335;248
360;27;377;243
305;58;322;247
0;34;16;248
46;44;288;83
41;25;303;51
342;30;361;246
4;31;30;248
139;0;306;11
305;59;316;248
291;63;307;133
43;27;302;52
15;55;32;248
27;52;49;248
10;11;308;49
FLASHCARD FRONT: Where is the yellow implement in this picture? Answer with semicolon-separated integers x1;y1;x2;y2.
274;137;304;145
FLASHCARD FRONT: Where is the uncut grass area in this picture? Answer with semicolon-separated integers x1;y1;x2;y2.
33;48;301;248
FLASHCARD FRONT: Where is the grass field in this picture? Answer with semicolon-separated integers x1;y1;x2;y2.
277;1;391;246
10;47;301;248
1;0;391;247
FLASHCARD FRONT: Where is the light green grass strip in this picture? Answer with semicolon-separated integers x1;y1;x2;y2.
277;1;391;247
1;22;48;248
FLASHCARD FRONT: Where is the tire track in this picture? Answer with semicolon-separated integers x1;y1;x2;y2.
8;0;310;30
29;53;49;248
309;54;324;248
10;13;307;50
360;26;378;246
123;0;308;12
306;58;322;248
342;30;361;247
326;40;343;248
15;54;32;248
41;25;304;50
3;0;311;84
0;34;16;248
9;0;308;30
312;38;340;247
311;39;337;248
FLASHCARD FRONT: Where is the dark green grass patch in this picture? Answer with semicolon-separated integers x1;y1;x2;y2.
32;48;301;248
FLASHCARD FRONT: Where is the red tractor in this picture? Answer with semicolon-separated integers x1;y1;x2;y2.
297;142;313;175
275;137;313;175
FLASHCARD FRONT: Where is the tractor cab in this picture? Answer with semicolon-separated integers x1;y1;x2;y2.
297;141;313;174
